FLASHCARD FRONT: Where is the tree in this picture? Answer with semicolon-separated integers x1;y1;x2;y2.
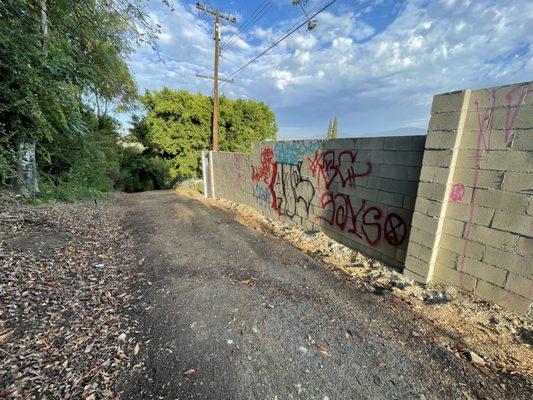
131;88;278;182
326;117;338;139
0;0;164;196
331;116;338;138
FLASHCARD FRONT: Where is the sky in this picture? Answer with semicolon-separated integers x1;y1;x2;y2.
126;0;533;139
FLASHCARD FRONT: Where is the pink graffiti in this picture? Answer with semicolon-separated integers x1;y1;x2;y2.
234;154;243;185
449;183;465;202
504;86;533;144
459;85;531;289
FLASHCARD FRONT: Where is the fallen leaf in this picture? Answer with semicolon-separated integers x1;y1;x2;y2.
240;279;252;285
0;329;14;343
461;389;476;400
184;368;195;376
468;351;486;367
134;343;140;356
318;345;331;357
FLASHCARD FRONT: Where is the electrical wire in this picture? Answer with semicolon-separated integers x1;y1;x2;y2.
221;0;278;49
226;0;338;80
220;0;271;48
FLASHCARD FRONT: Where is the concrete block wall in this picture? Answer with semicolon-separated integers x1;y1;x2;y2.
208;81;532;315
404;81;533;315
211;137;426;268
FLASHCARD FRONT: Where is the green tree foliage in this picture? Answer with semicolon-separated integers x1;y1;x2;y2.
119;147;170;193
0;0;161;200
326;117;338;139
131;88;278;182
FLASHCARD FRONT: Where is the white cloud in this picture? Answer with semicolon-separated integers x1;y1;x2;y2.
126;0;533;139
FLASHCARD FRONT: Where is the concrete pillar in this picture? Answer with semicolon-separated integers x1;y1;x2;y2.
404;89;472;282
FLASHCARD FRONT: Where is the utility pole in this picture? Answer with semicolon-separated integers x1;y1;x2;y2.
195;2;237;151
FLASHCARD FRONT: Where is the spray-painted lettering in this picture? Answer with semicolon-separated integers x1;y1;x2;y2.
252;183;271;207
308;149;372;190
274;141;322;165
251;148;274;183
270;162;315;218
315;191;407;247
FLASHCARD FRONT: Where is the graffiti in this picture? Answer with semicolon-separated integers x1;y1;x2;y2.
315;191;407;247
252;183;271;207
270;162;315;218
504;86;533;144
234;154;243;185
274;140;322;165
308;149;372;190
383;214;407;246
249;144;407;248
458;85;532;288
449;183;465;202
251;148;274;183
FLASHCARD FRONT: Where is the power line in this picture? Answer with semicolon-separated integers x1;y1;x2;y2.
227;0;279;49
220;0;270;48
227;0;338;80
195;2;237;151
221;0;277;50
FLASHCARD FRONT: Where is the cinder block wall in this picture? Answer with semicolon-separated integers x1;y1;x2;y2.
211;137;426;268
208;81;532;315
404;81;532;315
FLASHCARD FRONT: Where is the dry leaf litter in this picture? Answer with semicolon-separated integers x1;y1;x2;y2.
0;193;142;399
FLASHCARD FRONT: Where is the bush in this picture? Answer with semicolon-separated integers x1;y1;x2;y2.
119;147;171;193
0;125;16;186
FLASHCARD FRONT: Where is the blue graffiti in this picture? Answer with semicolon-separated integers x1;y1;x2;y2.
252;183;271;207
274;140;322;165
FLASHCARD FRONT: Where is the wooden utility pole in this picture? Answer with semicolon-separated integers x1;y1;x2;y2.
195;2;237;151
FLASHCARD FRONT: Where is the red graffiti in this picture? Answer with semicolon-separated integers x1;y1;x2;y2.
315;191;407;247
383;214;407;246
449;183;465;202
308;149;371;189
251;148;274;183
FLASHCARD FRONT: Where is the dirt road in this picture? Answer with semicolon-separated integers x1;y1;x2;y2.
118;190;529;400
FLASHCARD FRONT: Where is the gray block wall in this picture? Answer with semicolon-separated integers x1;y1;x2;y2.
211;137;426;268
404;81;533;315
207;81;533;316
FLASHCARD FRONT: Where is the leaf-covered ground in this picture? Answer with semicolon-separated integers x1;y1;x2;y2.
1;190;531;399
0;194;142;399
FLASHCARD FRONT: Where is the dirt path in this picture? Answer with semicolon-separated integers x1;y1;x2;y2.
118;190;530;400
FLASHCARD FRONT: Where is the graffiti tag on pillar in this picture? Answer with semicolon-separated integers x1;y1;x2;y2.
449;183;465;202
459;84;532;288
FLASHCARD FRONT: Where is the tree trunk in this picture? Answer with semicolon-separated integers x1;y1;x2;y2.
15;140;39;196
14;0;48;195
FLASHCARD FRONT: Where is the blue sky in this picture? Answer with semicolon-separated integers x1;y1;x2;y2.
126;0;533;139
